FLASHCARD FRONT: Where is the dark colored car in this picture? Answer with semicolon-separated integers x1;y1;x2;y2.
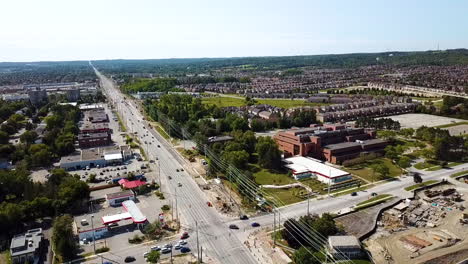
124;256;136;263
176;169;179;172
371;192;378;196
351;192;358;196
229;224;239;229
240;215;249;220
157;145;161;148
251;222;260;227
180;247;191;253
181;232;189;239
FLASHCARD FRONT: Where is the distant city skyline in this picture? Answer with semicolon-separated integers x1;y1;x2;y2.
1;0;467;62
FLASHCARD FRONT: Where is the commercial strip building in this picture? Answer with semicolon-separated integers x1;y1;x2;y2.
59;146;132;170
74;200;147;241
273;124;387;164
284;156;352;184
106;190;135;206
78;132;111;148
10;228;44;264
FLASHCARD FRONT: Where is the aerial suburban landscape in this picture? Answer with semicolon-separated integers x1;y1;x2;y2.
1;1;468;264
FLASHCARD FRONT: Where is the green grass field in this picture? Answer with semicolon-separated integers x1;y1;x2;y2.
451;171;468;178
405;180;439;191
344;158;402;182
263;187;306;205
202;96;329;109
300;178;328;194
253;168;295;185
356;194;392;206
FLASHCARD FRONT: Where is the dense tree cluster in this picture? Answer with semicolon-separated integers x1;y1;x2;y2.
282;213;338;249
92;49;468;76
355;117;401;130
52;214;78;261
121;78;179;93
0;168;90;237
415;126;467;161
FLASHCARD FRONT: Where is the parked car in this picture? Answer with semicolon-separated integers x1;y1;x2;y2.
124;256;135;263
180;247;191;253
151;246;161;251
143;252;149;258
174;243;182;250
178;240;187;245
181;232;189;239
161;247;171;254
229;224;239;229
178;182;182;187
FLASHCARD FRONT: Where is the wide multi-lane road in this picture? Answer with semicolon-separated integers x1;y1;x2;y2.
93;66;257;264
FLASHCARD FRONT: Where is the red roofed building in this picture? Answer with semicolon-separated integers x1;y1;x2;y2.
118;179;147;189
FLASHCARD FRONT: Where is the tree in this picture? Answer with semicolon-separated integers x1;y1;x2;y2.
0;131;9;144
293;247;321;264
52;214;77;261
146;250;161;263
222;150;249;170
20;130;38;144
398;156;412;169
370;164;390;181
256;137;282;170
250;119;265;132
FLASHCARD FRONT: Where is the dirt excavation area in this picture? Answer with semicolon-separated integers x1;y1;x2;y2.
365;184;468;264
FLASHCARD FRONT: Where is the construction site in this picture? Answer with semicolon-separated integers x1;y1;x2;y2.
365;183;468;264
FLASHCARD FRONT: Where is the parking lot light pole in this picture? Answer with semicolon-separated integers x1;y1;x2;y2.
91;215;96;254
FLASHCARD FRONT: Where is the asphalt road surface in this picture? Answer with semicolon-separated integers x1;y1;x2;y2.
93;65;257;264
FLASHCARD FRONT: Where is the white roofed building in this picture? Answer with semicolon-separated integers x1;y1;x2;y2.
284;156;352;184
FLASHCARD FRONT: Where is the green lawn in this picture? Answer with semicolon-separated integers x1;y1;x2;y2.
202;96;329;109
356;194;392;206
405;180;440;191
263;187;306;205
300;178;328;194
414;161;439;170
451;171;468;178
202;97;246;107
344;158;402;182
253;168;295;185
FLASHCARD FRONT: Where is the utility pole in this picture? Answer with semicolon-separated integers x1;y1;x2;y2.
200;246;203;263
307;192;311;215
175;187;178;222
158;159;162;187
196;221;200;263
273;210;277;248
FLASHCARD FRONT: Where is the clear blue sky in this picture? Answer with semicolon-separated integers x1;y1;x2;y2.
1;0;467;62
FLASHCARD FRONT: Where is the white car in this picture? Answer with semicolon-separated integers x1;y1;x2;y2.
178;240;187;245
174;244;182;250
143;252;149;258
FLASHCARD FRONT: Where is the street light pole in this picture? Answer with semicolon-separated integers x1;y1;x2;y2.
196;221;200;263
307;192;310;215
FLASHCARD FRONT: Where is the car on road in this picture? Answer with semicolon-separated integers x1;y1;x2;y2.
229;224;239;229
180;247;191;253
168;176;172;180
181;232;189;239
371;192;378;196
178;182;182;187
240;215;248;220
351;192;358;196
207;201;212;207
149;160;155;163
157;145;161;148
161;247;171;254
124;256;136;263
251;222;260;227
176;169;179;172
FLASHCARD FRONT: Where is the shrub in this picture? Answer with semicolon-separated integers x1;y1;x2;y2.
95;247;110;253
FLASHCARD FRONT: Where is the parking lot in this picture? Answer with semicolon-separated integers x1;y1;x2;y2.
385;113;466;129
78;186;176;256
